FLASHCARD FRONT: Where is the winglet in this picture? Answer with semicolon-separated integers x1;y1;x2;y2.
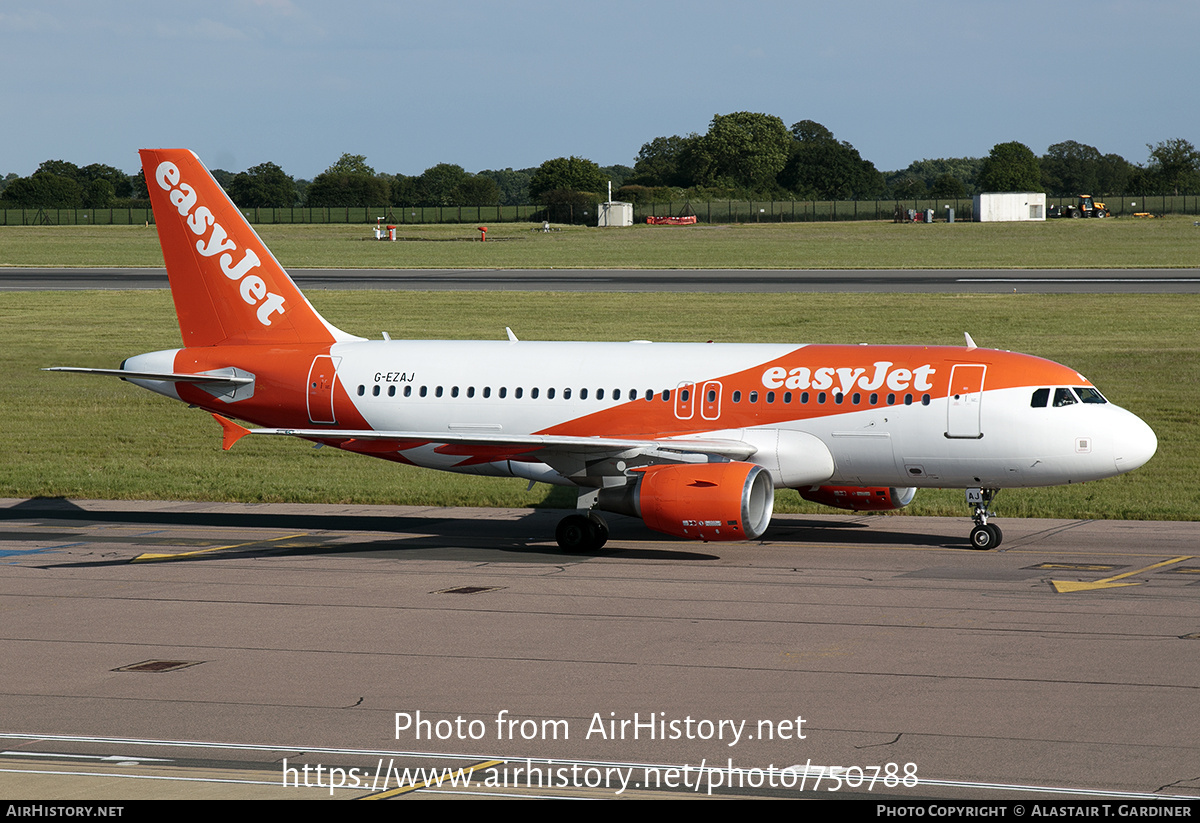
212;413;251;450
964;332;978;350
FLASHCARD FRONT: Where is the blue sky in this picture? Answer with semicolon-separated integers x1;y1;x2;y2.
3;1;1196;179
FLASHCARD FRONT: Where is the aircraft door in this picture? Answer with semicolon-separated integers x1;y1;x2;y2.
307;355;340;424
946;364;986;438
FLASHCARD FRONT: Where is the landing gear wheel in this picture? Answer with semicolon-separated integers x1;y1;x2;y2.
986;523;1003;547
969;525;995;550
556;513;607;553
587;512;609;549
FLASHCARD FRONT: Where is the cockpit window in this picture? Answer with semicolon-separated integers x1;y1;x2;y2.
1053;388;1078;407
1075;387;1107;404
1031;388;1049;408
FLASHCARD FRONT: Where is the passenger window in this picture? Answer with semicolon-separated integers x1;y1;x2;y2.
483;387;491;398
357;385;365;396
450;386;459;398
531;387;539;399
580;388;588;400
499;387;507;398
749;391;757;403
435;386;443;397
547;388;555;399
613;389;621;400
1031;388;1049;407
563;388;571;400
372;385;380;397
852;392;861;404
766;391;775;403
801;391;809;404
420;386;428;397
887;393;895;405
921;394;930;405
597;388;605;400
904;393;913;405
869;393;878;405
388;385;395;397
467;386;475;398
732;391;742;403
784;392;792;404
515;387;523;399
404;385;412;397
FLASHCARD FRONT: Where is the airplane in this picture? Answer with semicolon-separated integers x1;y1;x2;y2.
48;149;1158;553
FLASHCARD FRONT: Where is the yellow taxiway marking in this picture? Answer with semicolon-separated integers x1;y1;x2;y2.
362;759;505;799
131;533;309;563
1051;556;1193;593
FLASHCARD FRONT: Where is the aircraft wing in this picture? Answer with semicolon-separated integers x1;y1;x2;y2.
211;415;758;461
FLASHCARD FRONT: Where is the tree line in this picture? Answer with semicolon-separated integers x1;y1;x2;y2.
2;114;1197;211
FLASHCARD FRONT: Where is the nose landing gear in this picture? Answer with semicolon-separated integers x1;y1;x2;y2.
966;487;1003;549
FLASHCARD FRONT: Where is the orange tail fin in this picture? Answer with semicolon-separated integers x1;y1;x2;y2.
140;149;351;348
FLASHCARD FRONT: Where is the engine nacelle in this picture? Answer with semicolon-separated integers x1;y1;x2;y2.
598;461;774;541
799;485;917;512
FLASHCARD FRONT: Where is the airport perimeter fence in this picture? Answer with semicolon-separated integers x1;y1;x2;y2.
3;193;1198;226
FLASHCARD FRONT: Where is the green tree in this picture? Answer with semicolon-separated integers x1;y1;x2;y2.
528;156;606;200
79;163;133;199
780;120;884;199
1;171;83;207
451;175;500;205
82;178;116;208
628;134;701;188
929;173;966;199
1147;138;1200;194
477;168;534;206
1040;140;1105;196
417;163;469;205
889;176;926;200
887;158;983;195
692;112;790;191
37;159;81;179
325;153;375;177
306;154;389;207
978;141;1042;192
226;162;297;208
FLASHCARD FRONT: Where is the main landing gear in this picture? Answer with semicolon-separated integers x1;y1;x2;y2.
555;511;609;553
966;487;1002;550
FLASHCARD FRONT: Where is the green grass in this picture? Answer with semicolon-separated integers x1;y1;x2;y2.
3;217;1199;269
2;290;1196;521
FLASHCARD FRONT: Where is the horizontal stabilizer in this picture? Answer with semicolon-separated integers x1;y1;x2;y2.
44;367;254;385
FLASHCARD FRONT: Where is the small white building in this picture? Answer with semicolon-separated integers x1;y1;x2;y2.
973;192;1046;222
597;200;633;227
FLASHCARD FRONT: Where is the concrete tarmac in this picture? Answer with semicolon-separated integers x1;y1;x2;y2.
4;267;1200;293
1;497;1197;800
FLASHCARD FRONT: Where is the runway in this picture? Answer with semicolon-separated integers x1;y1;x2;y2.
1;497;1197;800
4;267;1200;292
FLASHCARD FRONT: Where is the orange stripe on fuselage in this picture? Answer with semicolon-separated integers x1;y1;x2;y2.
539;345;1089;438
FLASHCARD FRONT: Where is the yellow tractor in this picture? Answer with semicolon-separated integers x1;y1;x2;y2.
1056;194;1109;218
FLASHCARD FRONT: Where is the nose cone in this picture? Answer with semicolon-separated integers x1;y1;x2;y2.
1113;411;1157;474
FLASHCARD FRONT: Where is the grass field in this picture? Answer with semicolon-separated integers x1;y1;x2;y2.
3;290;1195;522
3;216;1200;269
